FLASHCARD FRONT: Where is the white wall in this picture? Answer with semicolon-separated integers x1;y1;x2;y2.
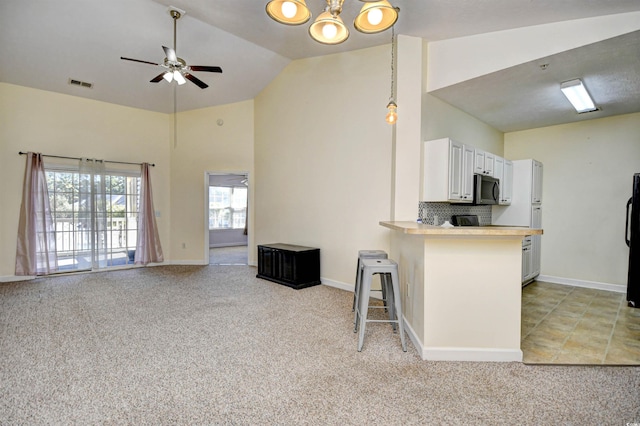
505;112;640;287
0;83;171;279
254;45;394;287
170;100;255;265
422;93;503;155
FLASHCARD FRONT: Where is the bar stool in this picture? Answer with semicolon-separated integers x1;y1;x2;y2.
356;258;407;352
352;250;388;328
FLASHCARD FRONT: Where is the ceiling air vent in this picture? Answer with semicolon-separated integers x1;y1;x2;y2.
68;78;93;89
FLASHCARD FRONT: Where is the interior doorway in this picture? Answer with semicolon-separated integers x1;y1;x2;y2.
205;172;249;265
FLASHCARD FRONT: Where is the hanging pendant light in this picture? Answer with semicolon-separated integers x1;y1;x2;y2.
385;101;397;124
266;0;312;25
354;0;398;34
309;10;349;44
385;26;397;125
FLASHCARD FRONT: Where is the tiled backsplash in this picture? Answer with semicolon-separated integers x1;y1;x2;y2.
419;202;492;226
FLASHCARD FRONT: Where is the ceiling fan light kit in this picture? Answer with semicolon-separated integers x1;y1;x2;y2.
120;7;222;89
266;0;399;44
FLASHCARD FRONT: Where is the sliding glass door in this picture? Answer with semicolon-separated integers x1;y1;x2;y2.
46;168;140;271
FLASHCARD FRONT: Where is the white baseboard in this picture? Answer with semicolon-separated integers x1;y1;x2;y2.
170;260;209;266
401;317;521;362
320;277;354;292
537;275;626;293
423;347;523;362
0;275;34;283
402;316;424;358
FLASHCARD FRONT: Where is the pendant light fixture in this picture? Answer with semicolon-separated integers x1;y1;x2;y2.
385;26;397;125
266;0;312;25
309;6;349;44
266;0;399;45
354;0;398;34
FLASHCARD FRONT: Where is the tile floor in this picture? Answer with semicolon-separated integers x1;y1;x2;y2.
521;281;640;365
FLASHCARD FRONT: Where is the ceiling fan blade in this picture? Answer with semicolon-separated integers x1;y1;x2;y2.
121;57;159;66
150;73;166;83
163;46;177;62
184;73;209;89
189;65;223;73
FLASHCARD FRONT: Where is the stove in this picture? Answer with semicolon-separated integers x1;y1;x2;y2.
451;215;479;226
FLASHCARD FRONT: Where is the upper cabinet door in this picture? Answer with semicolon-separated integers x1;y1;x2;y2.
448;140;464;201
474;149;486;174
421;138;472;203
501;160;513;205
532;160;543;203
474;148;495;176
484;152;495;177
461;145;475;201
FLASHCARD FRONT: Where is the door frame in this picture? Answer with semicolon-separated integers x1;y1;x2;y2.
203;171;250;264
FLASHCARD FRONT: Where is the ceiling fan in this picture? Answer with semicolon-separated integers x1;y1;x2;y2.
120;7;222;89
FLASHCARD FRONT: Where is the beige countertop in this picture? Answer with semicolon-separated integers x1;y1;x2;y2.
380;221;543;236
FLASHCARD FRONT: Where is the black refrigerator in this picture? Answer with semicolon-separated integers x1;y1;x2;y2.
626;173;640;308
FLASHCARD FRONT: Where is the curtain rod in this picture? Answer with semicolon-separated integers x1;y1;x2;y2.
18;152;155;167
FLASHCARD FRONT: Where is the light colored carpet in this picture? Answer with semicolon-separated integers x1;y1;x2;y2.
1;265;639;425
209;246;248;265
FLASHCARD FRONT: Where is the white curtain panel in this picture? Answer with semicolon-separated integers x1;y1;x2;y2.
134;163;164;265
79;158;108;269
15;152;58;275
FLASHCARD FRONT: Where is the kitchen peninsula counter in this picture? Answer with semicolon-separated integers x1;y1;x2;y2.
380;221;542;362
380;221;543;236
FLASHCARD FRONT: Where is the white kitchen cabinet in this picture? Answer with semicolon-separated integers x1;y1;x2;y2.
492;159;543;284
531;206;542;277
421;138;474;203
522;237;533;282
532;160;543;203
474;149;495;176
500;160;513;205
494;156;504;184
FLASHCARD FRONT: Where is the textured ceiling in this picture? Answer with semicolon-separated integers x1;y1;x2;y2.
1;0;640;131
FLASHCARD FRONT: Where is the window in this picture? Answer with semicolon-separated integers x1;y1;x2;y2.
46;168;140;271
209;186;247;230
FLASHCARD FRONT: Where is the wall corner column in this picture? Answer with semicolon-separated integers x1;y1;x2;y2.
391;35;423;221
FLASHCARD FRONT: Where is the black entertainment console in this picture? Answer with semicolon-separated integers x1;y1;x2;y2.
256;243;321;289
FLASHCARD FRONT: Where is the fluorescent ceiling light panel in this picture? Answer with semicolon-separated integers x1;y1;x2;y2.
560;79;597;113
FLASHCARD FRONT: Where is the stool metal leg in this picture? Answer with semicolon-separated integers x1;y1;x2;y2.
351;258;361;312
390;267;407;352
353;262;364;332
382;273;397;331
357;270;373;352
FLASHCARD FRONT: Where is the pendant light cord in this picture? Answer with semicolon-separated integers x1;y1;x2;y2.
390;25;395;103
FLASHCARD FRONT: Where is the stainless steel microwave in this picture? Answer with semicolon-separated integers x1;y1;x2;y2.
474;174;500;205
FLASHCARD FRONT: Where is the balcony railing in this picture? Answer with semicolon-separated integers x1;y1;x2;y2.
53;217;137;270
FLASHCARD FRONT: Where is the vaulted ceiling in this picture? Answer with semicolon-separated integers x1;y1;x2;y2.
1;0;639;131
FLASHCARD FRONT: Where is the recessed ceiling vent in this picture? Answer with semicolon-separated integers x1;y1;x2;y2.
68;78;93;89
